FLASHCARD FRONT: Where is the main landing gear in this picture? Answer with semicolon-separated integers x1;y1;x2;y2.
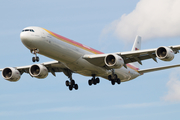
108;69;121;85
65;79;78;91
63;69;79;91
88;74;100;86
31;49;40;62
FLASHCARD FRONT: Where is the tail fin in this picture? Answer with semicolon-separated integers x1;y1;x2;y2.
131;36;141;51
130;36;141;69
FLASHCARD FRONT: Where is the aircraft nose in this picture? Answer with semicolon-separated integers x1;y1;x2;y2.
20;32;26;40
20;31;32;47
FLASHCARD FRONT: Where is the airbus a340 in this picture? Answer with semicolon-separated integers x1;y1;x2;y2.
1;26;180;91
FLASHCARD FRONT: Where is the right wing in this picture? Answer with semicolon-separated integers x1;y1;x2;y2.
0;61;71;81
17;61;68;76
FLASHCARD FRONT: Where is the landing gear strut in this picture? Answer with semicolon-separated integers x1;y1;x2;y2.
88;74;100;86
31;49;39;62
108;69;121;85
63;69;78;91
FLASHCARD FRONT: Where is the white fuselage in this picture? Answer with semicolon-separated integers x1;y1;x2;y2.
20;26;140;82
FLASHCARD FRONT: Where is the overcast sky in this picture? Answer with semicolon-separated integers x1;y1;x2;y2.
0;0;180;120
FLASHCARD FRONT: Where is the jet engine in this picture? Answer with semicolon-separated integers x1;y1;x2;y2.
29;64;48;79
105;54;124;69
155;46;174;61
2;67;21;82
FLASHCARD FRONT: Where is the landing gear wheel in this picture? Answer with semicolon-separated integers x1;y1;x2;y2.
111;80;115;85
96;78;100;83
88;75;100;86
69;85;73;91
108;75;112;80
65;80;69;86
32;57;36;62
36;57;39;62
32;56;39;62
93;79;97;85
64;69;79;91
109;69;121;85
31;49;40;62
88;80;92;86
71;80;75;85
74;84;78;90
117;78;121;84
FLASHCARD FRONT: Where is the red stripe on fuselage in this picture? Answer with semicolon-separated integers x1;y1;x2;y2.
43;28;103;54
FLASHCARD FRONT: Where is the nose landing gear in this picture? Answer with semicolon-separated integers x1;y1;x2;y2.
32;56;39;62
31;49;39;62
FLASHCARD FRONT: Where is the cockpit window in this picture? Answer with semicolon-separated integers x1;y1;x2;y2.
22;29;35;32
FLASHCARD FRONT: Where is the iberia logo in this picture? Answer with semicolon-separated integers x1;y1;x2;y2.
135;48;139;50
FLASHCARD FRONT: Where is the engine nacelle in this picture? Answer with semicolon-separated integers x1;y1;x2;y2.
105;54;124;69
2;67;21;82
155;46;174;61
29;64;48;79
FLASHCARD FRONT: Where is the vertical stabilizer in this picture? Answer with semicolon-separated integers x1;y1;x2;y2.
130;36;141;69
131;36;141;51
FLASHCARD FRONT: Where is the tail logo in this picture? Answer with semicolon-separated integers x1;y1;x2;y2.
135;48;139;51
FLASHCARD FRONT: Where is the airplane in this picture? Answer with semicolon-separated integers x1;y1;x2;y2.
1;26;180;91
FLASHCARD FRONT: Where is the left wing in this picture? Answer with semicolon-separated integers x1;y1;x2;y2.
83;45;180;68
120;45;180;64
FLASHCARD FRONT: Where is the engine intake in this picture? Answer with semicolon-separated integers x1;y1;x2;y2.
2;67;21;82
105;54;124;69
155;46;174;61
29;64;48;79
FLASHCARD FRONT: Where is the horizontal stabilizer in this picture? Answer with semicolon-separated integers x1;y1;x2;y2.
138;64;180;74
